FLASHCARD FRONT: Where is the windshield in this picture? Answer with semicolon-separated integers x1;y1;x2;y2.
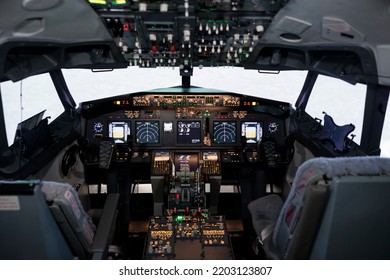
1;68;389;155
62;68;304;105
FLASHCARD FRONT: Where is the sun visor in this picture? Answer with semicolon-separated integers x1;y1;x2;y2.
0;0;127;82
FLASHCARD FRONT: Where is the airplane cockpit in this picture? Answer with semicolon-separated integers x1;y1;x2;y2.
1;0;390;261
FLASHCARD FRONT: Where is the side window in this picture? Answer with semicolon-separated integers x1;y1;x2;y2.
1;74;64;147
381;111;390;157
305;75;366;146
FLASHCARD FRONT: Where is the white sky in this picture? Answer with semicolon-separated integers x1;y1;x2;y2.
1;67;389;155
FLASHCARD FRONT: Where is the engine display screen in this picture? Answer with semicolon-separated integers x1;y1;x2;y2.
213;121;236;144
108;121;131;143
135;121;160;144
174;153;199;173
241;121;263;144
177;121;202;144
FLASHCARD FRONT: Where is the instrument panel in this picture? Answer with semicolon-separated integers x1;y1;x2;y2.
83;92;289;150
81;91;291;207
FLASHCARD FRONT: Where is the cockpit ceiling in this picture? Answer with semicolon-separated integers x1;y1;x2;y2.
249;0;390;85
0;0;128;82
0;0;390;85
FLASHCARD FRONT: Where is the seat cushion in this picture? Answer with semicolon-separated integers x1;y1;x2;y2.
248;194;283;238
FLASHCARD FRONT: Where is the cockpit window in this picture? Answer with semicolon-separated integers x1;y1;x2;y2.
1;74;64;146
305;75;366;147
382;114;390;157
62;68;307;105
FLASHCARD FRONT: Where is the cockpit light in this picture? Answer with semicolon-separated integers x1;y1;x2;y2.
88;0;126;4
114;100;130;105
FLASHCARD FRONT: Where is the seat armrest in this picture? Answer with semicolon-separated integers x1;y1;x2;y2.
90;193;119;260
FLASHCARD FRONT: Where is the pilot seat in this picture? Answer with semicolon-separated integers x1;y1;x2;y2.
248;156;390;259
0;180;119;259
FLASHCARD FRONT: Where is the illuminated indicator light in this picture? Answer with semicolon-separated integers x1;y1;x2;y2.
175;194;180;200
113;0;126;4
176;216;183;222
252;101;257;106
123;23;129;31
88;0;106;4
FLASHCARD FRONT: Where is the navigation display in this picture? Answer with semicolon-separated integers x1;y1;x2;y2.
108;121;131;143
213;121;236;144
135;121;160;144
177;121;201;144
241;121;263;144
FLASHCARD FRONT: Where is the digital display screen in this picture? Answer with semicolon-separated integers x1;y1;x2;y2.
177;121;201;144
213;121;236;144
108;121;131;143
174;153;199;173
241;121;263;144
135;121;160;144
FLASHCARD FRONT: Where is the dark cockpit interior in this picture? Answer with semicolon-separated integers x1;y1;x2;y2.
1;0;390;261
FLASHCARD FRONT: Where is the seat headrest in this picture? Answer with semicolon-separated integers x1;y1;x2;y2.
294;156;390;181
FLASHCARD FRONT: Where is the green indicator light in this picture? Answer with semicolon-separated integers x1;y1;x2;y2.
176;216;183;222
113;0;126;4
